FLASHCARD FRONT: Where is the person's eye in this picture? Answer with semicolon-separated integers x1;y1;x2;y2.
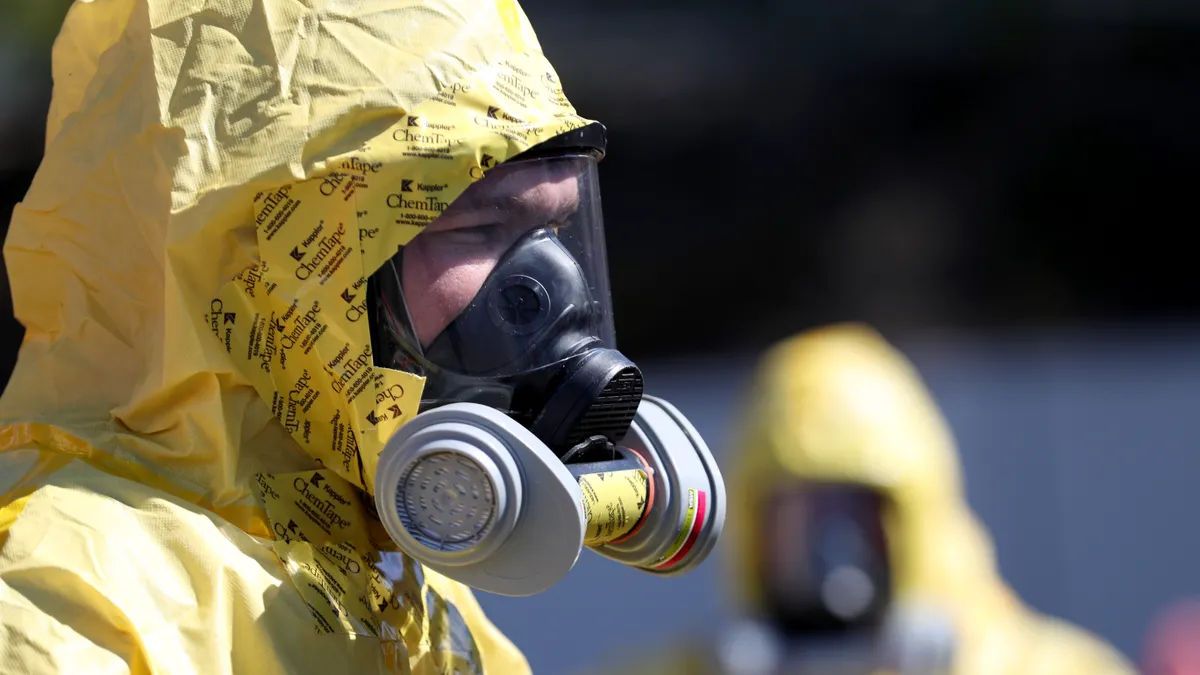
437;223;501;247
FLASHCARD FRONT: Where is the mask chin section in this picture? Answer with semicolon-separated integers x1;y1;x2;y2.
530;349;644;456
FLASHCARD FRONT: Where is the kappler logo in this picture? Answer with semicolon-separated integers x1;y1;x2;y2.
400;179;413;193
403;114;454;131
273;518;307;544
470;154;500;179
483;105;523;124
290;246;306;262
369;405;403;423
341;288;356;304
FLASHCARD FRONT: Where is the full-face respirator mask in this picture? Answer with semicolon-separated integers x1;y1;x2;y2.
365;124;725;595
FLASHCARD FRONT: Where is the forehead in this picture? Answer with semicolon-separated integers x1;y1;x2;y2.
465;157;582;200
427;157;583;229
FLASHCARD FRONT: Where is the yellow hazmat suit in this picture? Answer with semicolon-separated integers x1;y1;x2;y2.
0;0;600;672
582;324;1134;675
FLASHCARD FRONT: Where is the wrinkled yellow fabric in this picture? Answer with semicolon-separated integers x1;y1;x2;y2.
580;324;1135;675
0;0;598;672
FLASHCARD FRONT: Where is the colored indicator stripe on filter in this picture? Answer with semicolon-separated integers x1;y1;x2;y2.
651;488;708;571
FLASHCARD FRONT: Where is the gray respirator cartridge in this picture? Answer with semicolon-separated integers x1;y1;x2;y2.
372;395;725;596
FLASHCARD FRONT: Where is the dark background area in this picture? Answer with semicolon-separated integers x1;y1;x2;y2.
529;2;1200;359
2;2;1198;673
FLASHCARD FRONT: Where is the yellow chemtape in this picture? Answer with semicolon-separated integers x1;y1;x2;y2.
212;50;592;497
275;539;378;636
578;469;648;547
252;469;432;662
214;176;425;495
423;585;486;675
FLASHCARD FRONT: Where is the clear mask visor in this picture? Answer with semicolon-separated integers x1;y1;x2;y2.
369;152;620;420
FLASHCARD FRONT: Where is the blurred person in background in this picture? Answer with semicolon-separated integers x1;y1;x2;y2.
581;323;1134;675
1142;597;1200;675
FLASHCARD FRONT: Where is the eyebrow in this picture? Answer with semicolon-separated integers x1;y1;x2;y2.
435;165;581;228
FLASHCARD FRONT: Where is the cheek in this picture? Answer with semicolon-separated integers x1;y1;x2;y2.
402;237;496;347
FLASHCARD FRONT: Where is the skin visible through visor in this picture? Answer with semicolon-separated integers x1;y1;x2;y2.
402;159;583;347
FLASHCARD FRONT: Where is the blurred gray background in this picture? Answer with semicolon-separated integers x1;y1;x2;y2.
2;1;1198;673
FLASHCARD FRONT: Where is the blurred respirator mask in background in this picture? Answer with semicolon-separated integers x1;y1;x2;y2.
366;124;725;595
739;484;954;675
